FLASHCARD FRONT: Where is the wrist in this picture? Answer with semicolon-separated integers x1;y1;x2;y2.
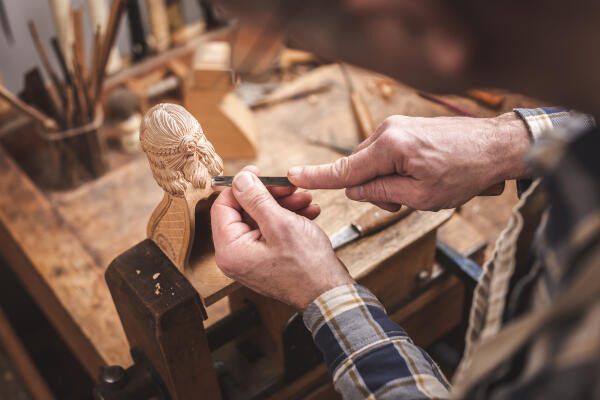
296;271;356;312
487;112;532;181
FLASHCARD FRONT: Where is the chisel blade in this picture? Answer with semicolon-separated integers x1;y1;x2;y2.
212;176;294;187
330;224;361;251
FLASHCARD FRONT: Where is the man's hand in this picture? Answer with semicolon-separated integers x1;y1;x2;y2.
211;166;355;312
288;113;531;211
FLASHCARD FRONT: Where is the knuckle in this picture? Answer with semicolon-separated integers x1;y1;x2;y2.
331;157;351;183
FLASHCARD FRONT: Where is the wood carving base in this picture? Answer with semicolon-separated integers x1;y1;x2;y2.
147;187;216;272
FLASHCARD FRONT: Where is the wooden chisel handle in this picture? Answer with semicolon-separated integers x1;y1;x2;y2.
350;91;376;140
353;206;414;236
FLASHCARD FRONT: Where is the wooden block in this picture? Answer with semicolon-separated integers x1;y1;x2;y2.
185;41;258;159
106;239;221;399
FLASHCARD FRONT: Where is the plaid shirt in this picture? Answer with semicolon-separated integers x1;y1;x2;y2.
303;107;598;399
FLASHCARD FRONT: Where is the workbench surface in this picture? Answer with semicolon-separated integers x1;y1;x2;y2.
0;64;540;377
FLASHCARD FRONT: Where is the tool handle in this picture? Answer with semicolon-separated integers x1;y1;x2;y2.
146;0;171;52
350;91;376;140
480;181;505;196
353;206;413;236
0;85;57;131
466;89;505;109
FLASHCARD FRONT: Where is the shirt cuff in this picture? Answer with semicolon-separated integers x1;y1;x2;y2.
303;284;410;374
514;107;596;142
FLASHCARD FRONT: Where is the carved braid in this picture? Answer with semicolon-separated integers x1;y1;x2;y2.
140;103;223;196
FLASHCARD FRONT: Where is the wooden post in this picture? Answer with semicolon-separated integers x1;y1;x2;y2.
106;239;222;399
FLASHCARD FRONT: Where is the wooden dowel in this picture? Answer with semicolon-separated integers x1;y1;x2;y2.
72;44;90;123
27;20;66;106
0;85;57;131
71;8;87;80
94;0;126;105
88;26;102;101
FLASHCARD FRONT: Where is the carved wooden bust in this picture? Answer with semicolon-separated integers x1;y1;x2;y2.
140;103;223;271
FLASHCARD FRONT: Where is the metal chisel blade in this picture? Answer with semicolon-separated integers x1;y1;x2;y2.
212;176;294;187
330;225;361;251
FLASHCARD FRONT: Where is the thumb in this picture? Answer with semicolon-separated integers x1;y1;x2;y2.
288;145;386;189
232;171;286;233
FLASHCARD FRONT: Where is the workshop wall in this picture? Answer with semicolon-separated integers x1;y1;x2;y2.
0;0;203;92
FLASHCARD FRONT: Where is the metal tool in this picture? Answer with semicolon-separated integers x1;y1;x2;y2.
212;176;294;187
0;0;13;43
331;206;413;250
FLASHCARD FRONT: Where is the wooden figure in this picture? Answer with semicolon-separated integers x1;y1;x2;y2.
184;41;258;159
140;103;223;272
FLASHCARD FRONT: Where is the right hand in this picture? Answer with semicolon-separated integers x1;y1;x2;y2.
288;113;531;211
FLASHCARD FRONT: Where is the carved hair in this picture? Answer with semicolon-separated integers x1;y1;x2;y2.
140;103;223;196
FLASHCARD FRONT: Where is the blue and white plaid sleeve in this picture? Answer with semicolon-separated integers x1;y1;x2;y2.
303;284;450;399
513;107;595;194
514;107;596;141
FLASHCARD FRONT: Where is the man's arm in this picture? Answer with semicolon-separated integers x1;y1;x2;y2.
304;284;450;399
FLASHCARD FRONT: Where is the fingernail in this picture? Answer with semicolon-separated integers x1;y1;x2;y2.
288;166;302;180
346;186;364;201
233;171;254;192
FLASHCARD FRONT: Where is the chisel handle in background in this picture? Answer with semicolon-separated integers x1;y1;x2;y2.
353;206;414;236
146;0;171;52
352;180;505;236
466;89;505;109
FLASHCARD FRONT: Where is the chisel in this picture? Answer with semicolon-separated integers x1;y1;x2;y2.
330;206;414;250
212;176;293;187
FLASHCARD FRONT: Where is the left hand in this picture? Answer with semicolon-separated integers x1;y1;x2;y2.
211;166;355;311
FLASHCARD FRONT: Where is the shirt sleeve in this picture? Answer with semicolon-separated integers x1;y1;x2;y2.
513;107;596;195
513;106;596;141
303;284;451;399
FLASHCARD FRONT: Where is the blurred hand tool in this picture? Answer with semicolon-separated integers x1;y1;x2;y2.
127;0;149;62
0;85;58;131
0;0;13;43
417;91;478;117
466;89;505;109
339;63;376;140
331;206;414;250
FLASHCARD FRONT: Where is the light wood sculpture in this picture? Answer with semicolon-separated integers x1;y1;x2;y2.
140;103;223;272
184;41;258;159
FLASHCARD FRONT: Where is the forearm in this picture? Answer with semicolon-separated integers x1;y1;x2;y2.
304;284;450;399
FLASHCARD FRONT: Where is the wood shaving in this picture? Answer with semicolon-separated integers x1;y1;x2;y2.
153;273;160;280
154;282;161;295
136;269;141;275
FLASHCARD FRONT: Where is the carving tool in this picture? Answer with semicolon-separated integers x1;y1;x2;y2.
94;0;127;105
28;20;66;108
212;176;294;187
466;89;505;110
49;0;74;68
87;0;123;75
417;91;478;118
339;63;376;140
146;0;171;52
0;0;13;43
0;85;58;131
127;0;149;62
330;206;414;250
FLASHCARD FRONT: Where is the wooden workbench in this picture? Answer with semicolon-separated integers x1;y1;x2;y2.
0;63;541;380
